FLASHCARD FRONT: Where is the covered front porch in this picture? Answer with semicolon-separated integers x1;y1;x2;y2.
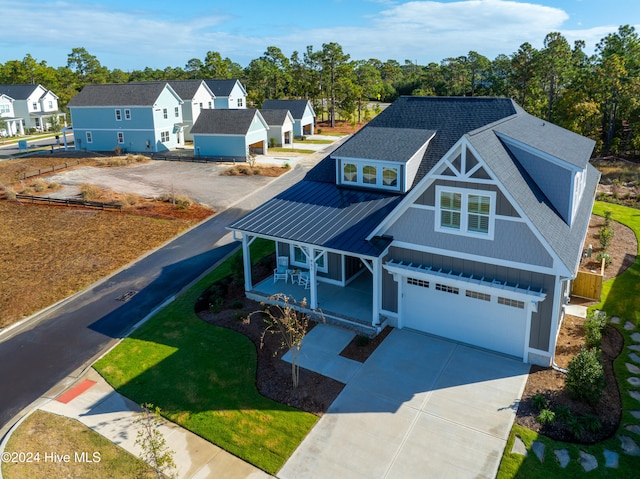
249;270;380;336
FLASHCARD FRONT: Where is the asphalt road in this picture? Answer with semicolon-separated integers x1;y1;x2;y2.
0;132;74;158
0;143;339;434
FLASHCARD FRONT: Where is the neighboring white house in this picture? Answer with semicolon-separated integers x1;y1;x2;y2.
261;99;315;137
0;84;66;132
0;94;25;136
167;80;216;141
203;79;247;109
260;109;294;146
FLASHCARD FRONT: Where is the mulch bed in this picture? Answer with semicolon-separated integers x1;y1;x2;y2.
514;213;636;443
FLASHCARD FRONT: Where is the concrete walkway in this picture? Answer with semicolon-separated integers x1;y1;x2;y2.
32;368;272;479
280;328;530;479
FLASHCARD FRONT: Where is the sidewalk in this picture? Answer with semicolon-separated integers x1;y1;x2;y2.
36;368;272;479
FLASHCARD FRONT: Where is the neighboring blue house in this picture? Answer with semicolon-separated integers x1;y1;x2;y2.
261;99;315;137
167;80;216;141
191;108;269;159
260;109;294;146
229;96;599;367
203;79;247;109
68;82;185;152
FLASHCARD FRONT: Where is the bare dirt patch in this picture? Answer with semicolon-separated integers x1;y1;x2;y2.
221;165;289;177
316;120;366;136
0;199;212;328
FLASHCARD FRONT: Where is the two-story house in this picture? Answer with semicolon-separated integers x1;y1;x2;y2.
0;94;24;136
0;84;66;132
167;80;216;141
228;96;599;367
203;79;247;109
68;82;185;152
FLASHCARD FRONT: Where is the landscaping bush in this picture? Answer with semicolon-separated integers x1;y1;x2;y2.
269;137;277;148
531;394;549;411
79;183;102;201
579;413;602;433
596;252;612;268
3;186;16;200
584;310;607;348
565;347;605;406
33;178;47;192
598;225;614;251
555;405;574;423
536;409;556;425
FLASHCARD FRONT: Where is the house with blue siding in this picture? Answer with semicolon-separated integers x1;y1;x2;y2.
191;108;268;160
68;82;185;152
229;96;599;367
167;80;216;141
261;99;315;137
203;79;247;109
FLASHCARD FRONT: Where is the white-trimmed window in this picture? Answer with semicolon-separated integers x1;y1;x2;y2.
466;290;490;301
115;109;122;121
174;106;180;118
340;160;400;191
117;132;124;144
237;98;244;107
124;109;131;120
343;163;357;183
160;131;170;143
436;186;495;238
290;245;327;273
498;297;525;309
407;277;429;288
48;100;53;109
162;108;168;119
208;101;213;109
85;131;93;143
0;104;10;114
435;283;459;294
32;102;38;110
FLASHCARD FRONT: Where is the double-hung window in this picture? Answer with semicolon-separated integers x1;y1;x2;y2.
290;245;327;273
124;109;131;120
115;109;122;121
117;132;125;144
160;131;170;143
436;186;495;238
162;108;168;119
174;106;180;118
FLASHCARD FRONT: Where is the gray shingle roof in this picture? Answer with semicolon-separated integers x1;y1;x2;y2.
0;84;40;100
261;99;314;119
259;109;292;126
167;80;211;101
191;108;262;135
367;96;517;187
203;79;240;97
229;176;401;256
332;127;435;163
68;82;174;107
467;126;599;273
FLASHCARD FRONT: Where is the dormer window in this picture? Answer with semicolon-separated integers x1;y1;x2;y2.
436;185;495;239
339;159;400;191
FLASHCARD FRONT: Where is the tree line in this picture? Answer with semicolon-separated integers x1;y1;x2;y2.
1;25;639;156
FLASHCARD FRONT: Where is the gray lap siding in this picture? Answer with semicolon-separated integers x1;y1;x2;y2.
382;246;556;352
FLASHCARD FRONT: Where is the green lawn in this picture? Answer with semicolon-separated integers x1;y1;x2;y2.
269;147;316;154
497;201;640;478
94;239;318;474
297;139;334;144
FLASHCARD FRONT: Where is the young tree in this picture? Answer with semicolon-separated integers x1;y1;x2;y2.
257;294;311;388
319;42;351;127
134;403;177;479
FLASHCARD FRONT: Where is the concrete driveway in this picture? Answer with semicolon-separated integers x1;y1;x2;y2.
279;329;529;479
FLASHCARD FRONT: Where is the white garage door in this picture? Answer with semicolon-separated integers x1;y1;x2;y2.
402;277;527;358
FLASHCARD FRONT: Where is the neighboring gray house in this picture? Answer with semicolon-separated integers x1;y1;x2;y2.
167;80;216;140
203;79;247;109
261;99;315;137
228;96;599;367
260;108;294;146
0;93;24;136
191;108;269;159
0;84;66;132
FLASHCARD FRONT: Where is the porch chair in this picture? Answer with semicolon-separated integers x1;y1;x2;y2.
298;271;311;289
273;256;289;283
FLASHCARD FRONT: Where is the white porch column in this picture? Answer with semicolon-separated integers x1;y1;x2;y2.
242;234;255;292
308;249;322;309
372;257;381;326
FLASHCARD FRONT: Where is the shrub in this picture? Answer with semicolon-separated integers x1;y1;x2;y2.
568;416;586;440
48;181;59;189
565;347;605;406
209;297;224;313
603;210;613;227
536;409;556;425
555;405;574;423
79;183;102;201
598;225;614;251
531;394;549;411
579;413;602;433
231;300;244;310
317;128;322;134
3;186;16;200
282;162;290;169
32;178;47;192
269;137;277;148
584;310;607;348
596;252;612;268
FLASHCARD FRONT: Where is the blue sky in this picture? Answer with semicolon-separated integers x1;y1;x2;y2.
1;0;638;71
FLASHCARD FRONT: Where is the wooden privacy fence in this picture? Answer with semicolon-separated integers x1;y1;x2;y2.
15;194;122;211
571;259;605;301
19;160;80;180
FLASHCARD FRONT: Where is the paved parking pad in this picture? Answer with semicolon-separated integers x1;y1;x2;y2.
279;329;529;479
